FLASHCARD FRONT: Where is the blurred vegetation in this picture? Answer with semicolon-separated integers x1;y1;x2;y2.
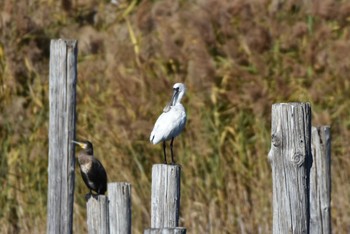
1;0;350;233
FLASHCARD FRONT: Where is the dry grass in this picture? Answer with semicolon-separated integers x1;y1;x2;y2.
1;0;350;233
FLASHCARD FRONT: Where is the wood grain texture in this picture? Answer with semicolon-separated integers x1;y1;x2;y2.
47;39;77;234
87;195;110;234
268;103;312;234
144;227;186;234
151;164;181;228
108;182;132;234
310;126;331;234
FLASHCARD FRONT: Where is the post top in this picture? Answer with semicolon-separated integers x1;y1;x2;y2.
272;102;311;106
50;39;78;48
51;38;77;43
152;164;182;169
108;182;131;186
86;194;108;203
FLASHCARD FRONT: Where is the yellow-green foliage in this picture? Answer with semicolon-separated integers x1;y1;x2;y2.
1;0;350;233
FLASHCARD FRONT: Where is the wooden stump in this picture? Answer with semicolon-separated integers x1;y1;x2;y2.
268;102;312;234
310;126;331;234
151;164;181;228
144;227;186;234
87;195;109;234
108;182;132;234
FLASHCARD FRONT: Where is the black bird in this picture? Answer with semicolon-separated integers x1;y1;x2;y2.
72;140;107;197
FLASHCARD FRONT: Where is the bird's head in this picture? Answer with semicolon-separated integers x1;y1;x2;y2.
173;83;186;92
72;140;94;155
171;83;186;105
163;83;186;112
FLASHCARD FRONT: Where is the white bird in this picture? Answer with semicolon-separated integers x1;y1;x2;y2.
150;83;187;164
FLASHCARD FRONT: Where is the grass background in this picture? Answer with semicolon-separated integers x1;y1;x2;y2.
1;0;350;233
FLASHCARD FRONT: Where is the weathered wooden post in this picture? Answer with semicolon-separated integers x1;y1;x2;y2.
268;102;312;234
87;196;110;234
144;227;186;234
108;182;132;234
144;164;186;233
310;126;331;234
151;164;181;228
47;39;77;234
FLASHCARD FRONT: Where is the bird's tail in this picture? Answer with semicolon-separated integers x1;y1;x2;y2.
150;134;155;144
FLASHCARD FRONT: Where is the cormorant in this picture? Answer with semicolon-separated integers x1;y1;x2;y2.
72;140;107;197
150;83;187;164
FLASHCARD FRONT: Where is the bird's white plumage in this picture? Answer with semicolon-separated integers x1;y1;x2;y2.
150;83;187;144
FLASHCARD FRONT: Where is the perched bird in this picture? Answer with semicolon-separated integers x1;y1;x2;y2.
150;83;187;164
72;140;107;197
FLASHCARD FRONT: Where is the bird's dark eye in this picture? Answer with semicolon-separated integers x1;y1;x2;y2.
173;87;179;92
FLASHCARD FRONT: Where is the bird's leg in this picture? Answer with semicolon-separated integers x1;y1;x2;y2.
85;190;92;201
163;141;167;164
170;137;175;164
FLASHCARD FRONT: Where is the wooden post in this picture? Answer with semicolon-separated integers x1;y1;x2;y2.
310;126;331;234
47;39;77;234
268;103;312;234
144;164;186;233
151;164;181;228
87;196;110;234
144;227;187;234
108;182;132;234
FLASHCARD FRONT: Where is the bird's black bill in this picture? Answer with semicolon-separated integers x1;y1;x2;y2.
163;88;179;112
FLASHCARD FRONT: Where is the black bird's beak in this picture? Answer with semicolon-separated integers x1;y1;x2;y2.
72;140;87;149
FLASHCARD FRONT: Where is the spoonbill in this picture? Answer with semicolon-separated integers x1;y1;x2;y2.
72;140;107;198
150;83;187;164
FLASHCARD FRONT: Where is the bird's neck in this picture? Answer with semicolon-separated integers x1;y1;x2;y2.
85;148;93;155
174;92;184;105
78;154;93;168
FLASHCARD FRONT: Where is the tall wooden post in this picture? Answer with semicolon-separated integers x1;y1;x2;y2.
144;227;186;234
47;39;78;234
310;126;331;234
268;103;312;233
87;196;110;234
144;164;186;233
151;164;181;228
108;182;132;234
